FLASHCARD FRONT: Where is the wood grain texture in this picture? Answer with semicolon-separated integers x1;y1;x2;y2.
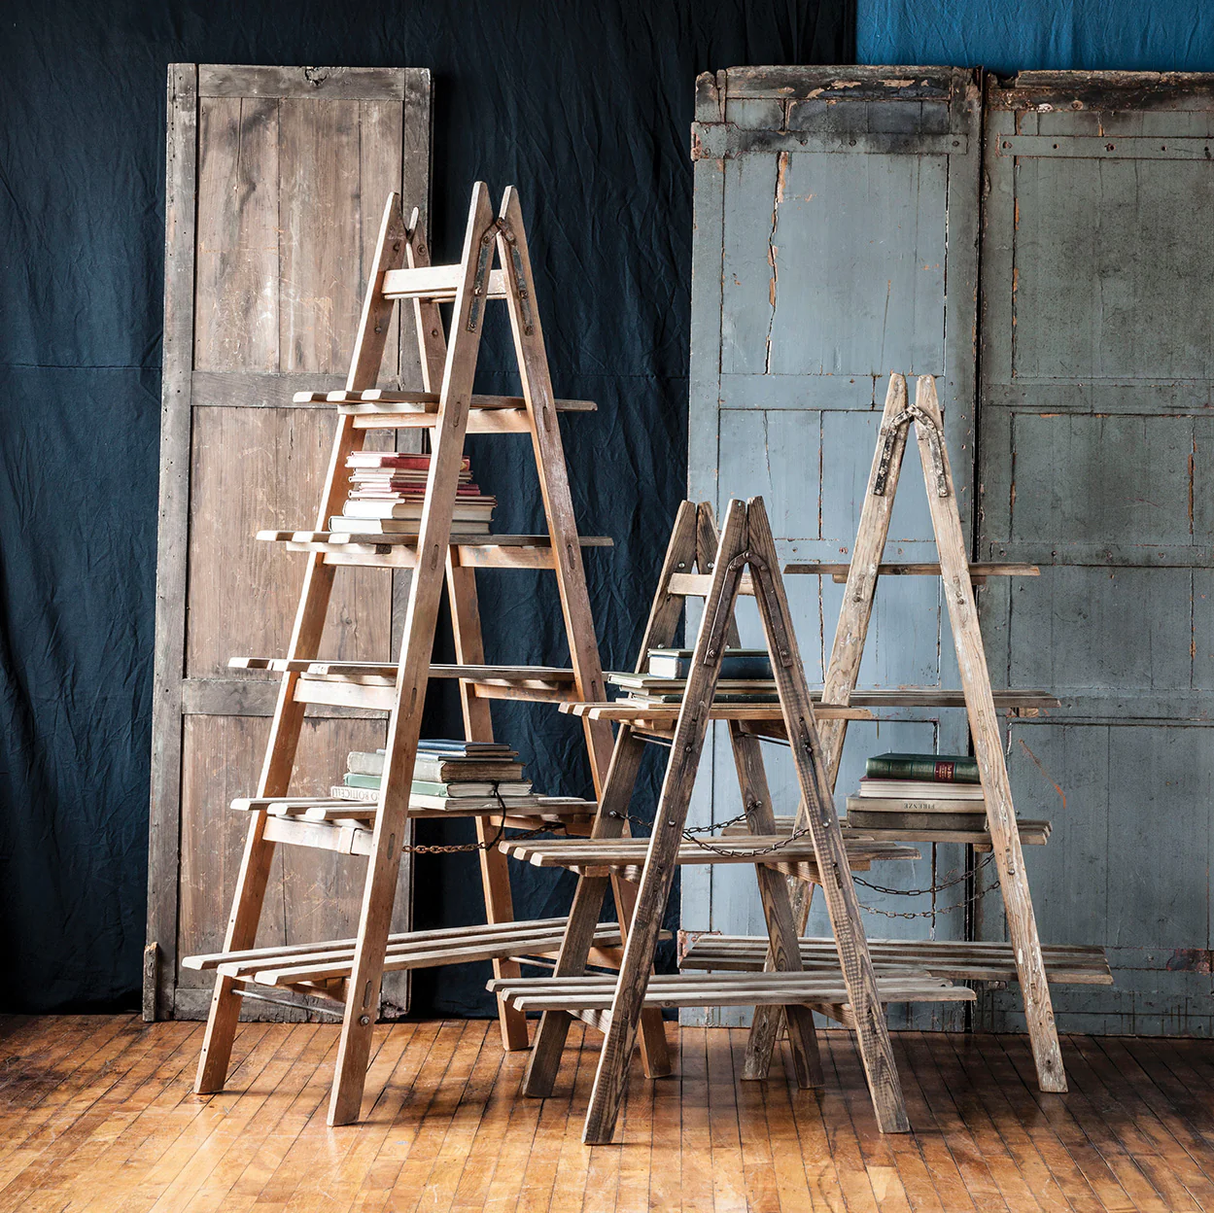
152;65;430;1028
327;183;495;1126
147;62;198;1022
8;1018;1208;1210
521;505;702;1100
914;376;1065;1094
581;500;753;1143
979;75;1214;1039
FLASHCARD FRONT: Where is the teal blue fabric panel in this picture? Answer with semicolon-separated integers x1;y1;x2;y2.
859;0;1214;73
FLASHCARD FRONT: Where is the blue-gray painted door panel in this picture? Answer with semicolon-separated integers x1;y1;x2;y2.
979;72;1214;1035
688;66;981;1027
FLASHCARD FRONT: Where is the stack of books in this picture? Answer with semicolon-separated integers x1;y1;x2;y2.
332;740;532;808
846;752;987;831
607;648;777;707
329;453;497;536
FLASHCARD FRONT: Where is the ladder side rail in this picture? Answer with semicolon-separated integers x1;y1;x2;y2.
745;373;911;1077
496;187;613;792
582;501;750;1143
195;194;407;1094
726;722;824;1088
408;204;531;1051
817;373;911;776
745;496;910;1133
698;499;809;1082
445;547;529;1051
912;375;1065;1093
329;183;496;1126
521;501;700;1098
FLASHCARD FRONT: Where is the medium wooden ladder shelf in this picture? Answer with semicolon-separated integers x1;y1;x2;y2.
712;373;1110;1096
183;183;669;1126
491;497;978;1144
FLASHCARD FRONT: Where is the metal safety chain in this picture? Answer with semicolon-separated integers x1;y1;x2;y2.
607;808;816;857
397;784;566;855
854;853;1000;919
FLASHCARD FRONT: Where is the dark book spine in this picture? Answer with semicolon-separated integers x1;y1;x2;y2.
864;755;980;783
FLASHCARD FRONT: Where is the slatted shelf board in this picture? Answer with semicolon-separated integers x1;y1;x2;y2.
678;936;1114;986
184;919;629;989
231;658;578;690
501;836;920;871
785;561;1040;584
844;820;1052;849
255;532;613;570
488;971;976;1012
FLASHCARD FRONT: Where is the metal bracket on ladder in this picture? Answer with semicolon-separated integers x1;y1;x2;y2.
873;402;948;497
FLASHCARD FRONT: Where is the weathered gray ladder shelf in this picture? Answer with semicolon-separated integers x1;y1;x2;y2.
490;497;979;1143
737;372;1109;1095
182;183;669;1126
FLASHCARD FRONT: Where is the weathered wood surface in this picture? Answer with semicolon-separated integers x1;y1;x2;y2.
687;69;982;1023
194;192;415;1095
150;65;431;1024
977;72;1214;1036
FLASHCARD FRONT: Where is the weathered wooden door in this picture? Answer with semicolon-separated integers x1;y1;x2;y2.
148;64;431;1019
687;67;981;1026
977;72;1214;1034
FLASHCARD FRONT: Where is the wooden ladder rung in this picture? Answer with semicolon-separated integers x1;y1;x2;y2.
499;836;920;872
560;701;875;723
284;666;580;710
785;561;1040;583
255;531;612;571
379;264;509;300
292;388;596;414
678;936;1114;985
487;971;975;1012
231;658;577;684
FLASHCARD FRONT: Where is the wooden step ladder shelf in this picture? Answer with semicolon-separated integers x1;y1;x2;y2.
502;497;932;1142
184;183;670;1126
740;372;1107;1099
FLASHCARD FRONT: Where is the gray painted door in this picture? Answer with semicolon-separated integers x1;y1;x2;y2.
977;72;1214;1035
687;67;981;1026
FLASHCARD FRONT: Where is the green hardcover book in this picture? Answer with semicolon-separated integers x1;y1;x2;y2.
864;752;980;784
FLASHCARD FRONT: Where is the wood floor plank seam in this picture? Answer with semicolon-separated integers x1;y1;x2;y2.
3;1019;1214;1212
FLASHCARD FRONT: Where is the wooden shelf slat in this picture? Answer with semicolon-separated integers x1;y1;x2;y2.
488;970;975;1012
257;531;612;548
679;936;1113;986
230;658;577;686
255;531;612;570
184;918;625;986
500;835;919;873
785;561;1040;583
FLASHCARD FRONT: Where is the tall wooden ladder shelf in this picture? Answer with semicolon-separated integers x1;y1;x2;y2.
489;496;980;1144
681;374;1112;1096
182;183;670;1126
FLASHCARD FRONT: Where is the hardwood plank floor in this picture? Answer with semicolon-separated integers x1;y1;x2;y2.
1;1017;1211;1212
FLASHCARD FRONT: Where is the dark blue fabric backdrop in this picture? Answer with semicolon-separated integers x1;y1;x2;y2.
0;0;851;1014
